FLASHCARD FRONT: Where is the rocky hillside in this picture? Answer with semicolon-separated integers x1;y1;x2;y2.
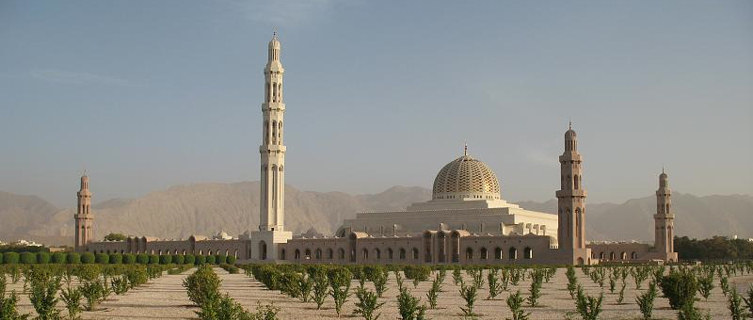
1;183;750;246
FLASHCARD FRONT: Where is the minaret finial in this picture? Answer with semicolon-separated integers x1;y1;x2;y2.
273;27;278;39
569;119;572;130
464;141;468;156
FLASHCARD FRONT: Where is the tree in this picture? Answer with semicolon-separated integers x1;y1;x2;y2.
103;233;127;242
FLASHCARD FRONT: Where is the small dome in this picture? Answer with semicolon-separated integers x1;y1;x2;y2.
268;32;280;48
432;155;501;200
565;128;577;140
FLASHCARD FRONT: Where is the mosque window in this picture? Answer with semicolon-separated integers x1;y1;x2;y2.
465;248;473;260
509;247;518;260
524;247;533;259
480;247;488;260
327;248;333;259
399;248;406;260
494;247;502;260
412;248;419;260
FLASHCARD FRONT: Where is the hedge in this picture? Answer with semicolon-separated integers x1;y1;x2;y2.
205;255;216;265
0;253;3;264
37;252;51;264
136;254;149;265
4;252;19;264
195;255;206;265
51;252;67;264
148;254;159;264
81;252;95;264
109;254;123;264
20;252;36;264
67;252;81;264
172;255;184;265
123;254;136;264
184;254;195;265
159;255;172;265
227;255;237;264
95;253;109;264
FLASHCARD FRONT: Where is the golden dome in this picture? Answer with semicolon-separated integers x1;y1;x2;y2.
432;155;501;200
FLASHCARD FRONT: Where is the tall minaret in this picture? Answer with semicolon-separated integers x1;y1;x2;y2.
556;123;587;254
654;169;675;255
74;173;94;252
259;32;286;232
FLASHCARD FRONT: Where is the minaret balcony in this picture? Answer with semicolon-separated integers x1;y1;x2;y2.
555;189;587;198
259;145;286;153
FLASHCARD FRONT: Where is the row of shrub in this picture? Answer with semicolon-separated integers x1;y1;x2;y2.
0;251;237;265
183;265;279;320
0;263;174;319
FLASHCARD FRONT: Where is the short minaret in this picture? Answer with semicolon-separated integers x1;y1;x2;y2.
654;169;675;257
259;32;286;232
74;173;94;252
555;123;589;264
250;32;292;262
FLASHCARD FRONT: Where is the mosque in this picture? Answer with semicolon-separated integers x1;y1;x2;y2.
78;34;678;265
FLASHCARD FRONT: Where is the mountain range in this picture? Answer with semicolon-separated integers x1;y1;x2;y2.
0;182;750;246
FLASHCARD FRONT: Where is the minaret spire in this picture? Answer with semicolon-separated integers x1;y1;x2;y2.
74;173;94;252
556;124;590;264
259;32;286;233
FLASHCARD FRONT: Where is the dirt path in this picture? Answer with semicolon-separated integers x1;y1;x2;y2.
82;270;197;320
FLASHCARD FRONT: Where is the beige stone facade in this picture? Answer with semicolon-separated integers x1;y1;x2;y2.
82;34;678;266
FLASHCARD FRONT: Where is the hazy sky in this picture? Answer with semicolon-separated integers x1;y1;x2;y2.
1;0;751;207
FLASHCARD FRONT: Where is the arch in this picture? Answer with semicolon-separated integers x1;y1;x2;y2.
315;248;322;260
412;248;419;260
327;248;334;260
304;249;312;260
294;249;301;260
494;247;503;260
576;257;584;266
631;251;638;260
566;208;571;238
609;252;616;261
280;249;286;260
666;204;670;213
465;247;474;260
207;250;212;256
599;252;605;260
271;120;277;144
233;249;238;258
374;248;381;259
259;241;267;260
362;248;369;260
399;248;406;260
620;252;627;260
574;174;580;189
509;247;518;260
524;247;533;259
480;247;488;260
387;248;394;260
338;248;345;260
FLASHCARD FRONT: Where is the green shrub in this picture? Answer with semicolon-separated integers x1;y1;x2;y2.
81;252;95;264
397;287;426;320
404;265;431;289
328;267;352;317
94;253;109;264
66;252;81;264
216;255;227;265
183;265;222;307
126;267;148;288
159;255;172;265
0;253;3;264
0;290;27;319
226;256;236;264
205;255;216;265
659;271;698;310
80;280;105;311
61;287;82;320
109;254;123;264
728;288;745;320
123;253;136;264
20;252;36;264
28;268;62;319
353;287;384;320
575;286;603;320
635;281;657;320
36;252;51;264
184;254;195;265
311;268;328;310
76;264;101;282
743;285;753;318
426;273;441;309
195;255;206;265
3;252;19;264
172;255;183;265
459;281;478;317
136;254;149;264
148;255;159;265
506;290;531;320
111;276;129;295
50;252;66;264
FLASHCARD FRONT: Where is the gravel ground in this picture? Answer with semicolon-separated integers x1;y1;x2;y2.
4;267;752;319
